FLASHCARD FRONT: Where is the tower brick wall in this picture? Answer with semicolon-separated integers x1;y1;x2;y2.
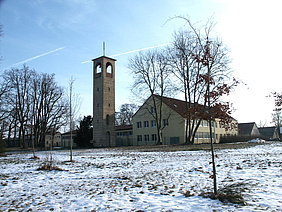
92;56;116;147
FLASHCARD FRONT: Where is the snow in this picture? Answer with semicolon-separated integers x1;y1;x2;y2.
1;142;282;211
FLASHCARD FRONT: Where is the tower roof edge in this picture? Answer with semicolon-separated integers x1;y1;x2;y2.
92;56;117;61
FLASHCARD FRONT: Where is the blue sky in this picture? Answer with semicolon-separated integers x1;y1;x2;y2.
1;0;282;126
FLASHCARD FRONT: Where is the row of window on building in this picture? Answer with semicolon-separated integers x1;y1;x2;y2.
136;119;169;128
137;134;157;142
199;120;218;128
116;131;132;136
136;119;219;129
194;132;216;139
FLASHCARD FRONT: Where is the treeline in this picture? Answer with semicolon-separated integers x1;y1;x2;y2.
0;65;69;148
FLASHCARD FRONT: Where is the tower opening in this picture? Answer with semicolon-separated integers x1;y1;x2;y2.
106;62;113;77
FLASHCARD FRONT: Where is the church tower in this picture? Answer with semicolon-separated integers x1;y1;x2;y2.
92;56;116;147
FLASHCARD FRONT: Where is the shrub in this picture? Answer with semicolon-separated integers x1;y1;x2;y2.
37;163;64;171
220;135;262;143
37;153;64;171
200;182;247;205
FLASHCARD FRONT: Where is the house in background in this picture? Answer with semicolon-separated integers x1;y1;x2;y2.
61;130;78;148
132;95;238;145
259;126;280;140
115;125;133;146
45;132;62;148
238;122;261;137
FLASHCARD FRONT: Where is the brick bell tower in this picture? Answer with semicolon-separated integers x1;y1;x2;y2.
92;56;116;147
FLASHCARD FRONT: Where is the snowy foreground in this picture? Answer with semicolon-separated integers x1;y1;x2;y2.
1;142;282;211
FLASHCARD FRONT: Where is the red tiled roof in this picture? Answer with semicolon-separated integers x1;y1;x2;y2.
153;94;201;118
154;94;235;120
133;94;235;121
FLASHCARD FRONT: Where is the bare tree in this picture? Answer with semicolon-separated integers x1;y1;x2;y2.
272;92;282;139
0;76;10;122
129;49;174;145
2;66;68;150
3;66;36;148
67;77;81;161
35;73;68;149
115;103;138;126
167;19;235;145
169;16;238;196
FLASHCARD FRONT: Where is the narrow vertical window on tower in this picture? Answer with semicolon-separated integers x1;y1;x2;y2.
106;114;110;125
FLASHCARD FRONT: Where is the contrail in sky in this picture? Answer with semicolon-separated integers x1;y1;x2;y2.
11;47;65;67
81;43;170;64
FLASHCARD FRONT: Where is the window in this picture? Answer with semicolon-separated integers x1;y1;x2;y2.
163;119;169;127
144;134;149;142
201;120;208;127
137;121;142;128
195;132;211;139
137;135;142;142
106;115;109;125
144;121;149;128
150;106;156;114
151;134;157;141
151;120;156;127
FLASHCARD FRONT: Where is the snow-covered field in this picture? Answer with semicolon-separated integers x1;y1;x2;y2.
1;142;282;211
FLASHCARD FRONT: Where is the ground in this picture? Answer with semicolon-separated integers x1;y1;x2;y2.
0;142;282;211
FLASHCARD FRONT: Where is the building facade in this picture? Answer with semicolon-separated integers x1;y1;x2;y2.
133;95;238;145
61;130;78;148
115;125;133;146
45;132;62;148
238;122;260;137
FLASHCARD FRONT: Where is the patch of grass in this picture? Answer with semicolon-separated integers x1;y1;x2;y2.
107;141;267;152
0;153;7;157
64;160;76;163
183;190;194;197
0;174;9;179
30;156;40;160
37;154;65;171
200;183;248;205
37;164;64;171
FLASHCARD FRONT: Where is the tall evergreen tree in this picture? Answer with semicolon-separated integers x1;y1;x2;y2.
74;116;93;147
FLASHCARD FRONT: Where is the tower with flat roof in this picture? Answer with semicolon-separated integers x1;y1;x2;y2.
92;56;116;147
